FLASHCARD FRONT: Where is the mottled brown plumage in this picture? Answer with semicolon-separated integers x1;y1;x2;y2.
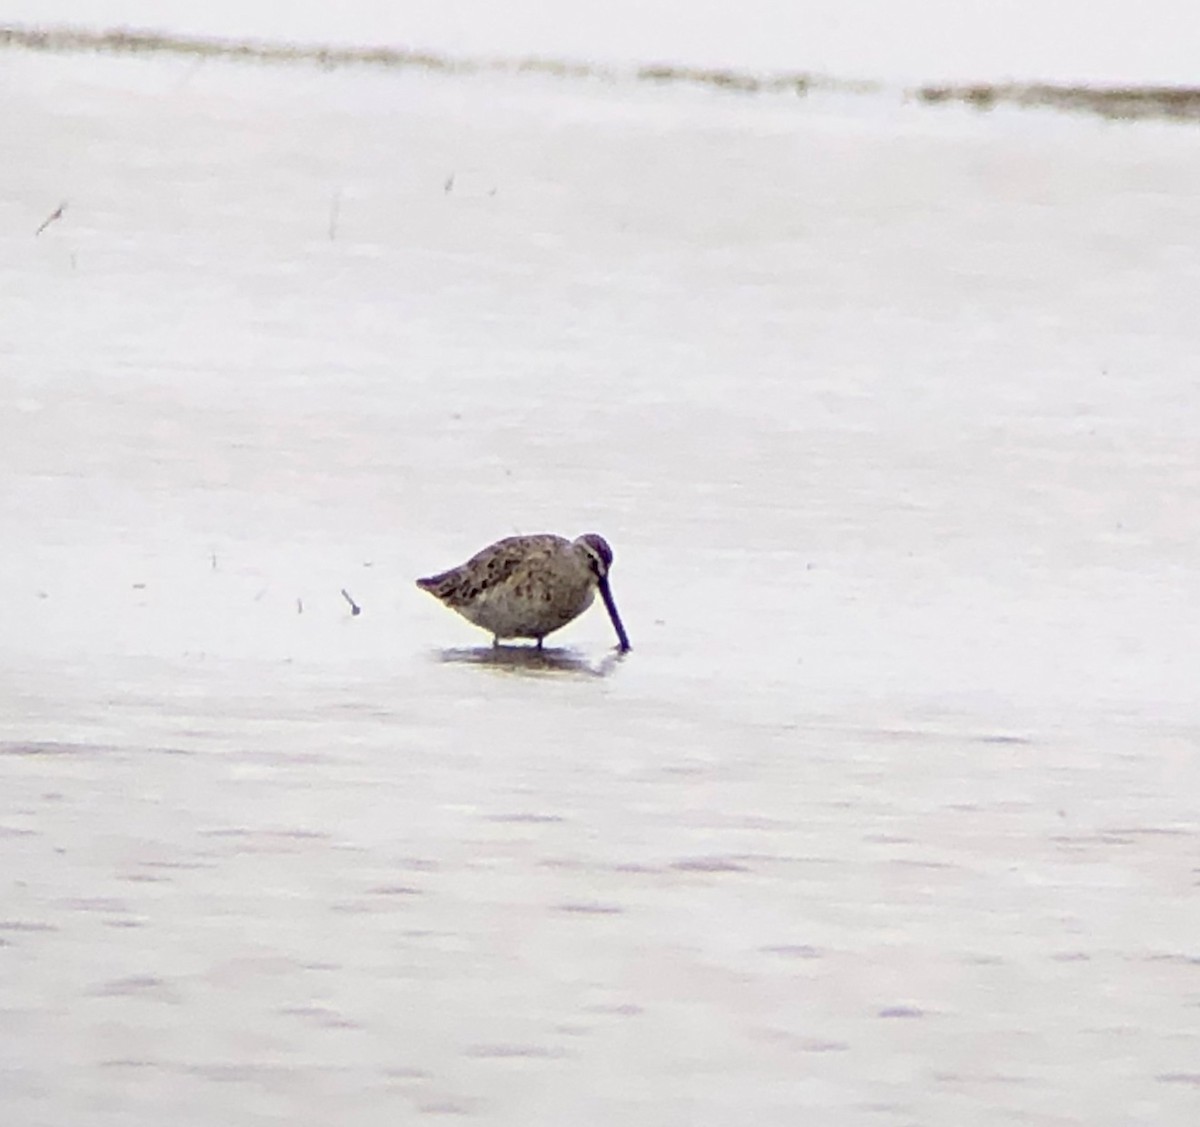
417;533;630;651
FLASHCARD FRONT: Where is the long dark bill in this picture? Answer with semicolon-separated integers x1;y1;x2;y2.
598;577;632;653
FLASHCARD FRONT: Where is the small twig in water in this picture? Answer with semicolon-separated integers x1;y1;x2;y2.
341;588;362;616
444;173;455;194
35;201;67;236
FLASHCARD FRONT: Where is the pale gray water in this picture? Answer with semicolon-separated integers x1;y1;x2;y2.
2;49;1199;1126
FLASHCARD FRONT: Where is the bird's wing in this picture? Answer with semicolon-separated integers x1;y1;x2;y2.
417;535;560;606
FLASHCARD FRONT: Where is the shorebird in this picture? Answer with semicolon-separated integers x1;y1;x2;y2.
417;533;631;652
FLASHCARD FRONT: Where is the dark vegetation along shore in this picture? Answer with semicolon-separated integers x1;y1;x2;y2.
4;23;1200;124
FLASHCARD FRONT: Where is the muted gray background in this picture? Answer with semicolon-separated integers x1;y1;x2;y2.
2;12;1199;1125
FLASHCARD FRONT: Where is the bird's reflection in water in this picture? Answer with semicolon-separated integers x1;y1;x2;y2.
435;645;627;678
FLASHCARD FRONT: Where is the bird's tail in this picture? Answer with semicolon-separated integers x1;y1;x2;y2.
416;571;457;599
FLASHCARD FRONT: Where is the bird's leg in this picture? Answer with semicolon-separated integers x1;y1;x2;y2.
492;635;499;648
536;637;544;651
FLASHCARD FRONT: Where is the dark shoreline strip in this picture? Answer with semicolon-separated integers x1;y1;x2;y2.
3;23;1199;124
0;23;826;91
916;82;1200;123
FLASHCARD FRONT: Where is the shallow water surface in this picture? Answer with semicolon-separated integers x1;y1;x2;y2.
2;47;1199;1127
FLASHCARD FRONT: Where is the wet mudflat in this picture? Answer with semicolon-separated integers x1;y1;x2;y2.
2;46;1199;1127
